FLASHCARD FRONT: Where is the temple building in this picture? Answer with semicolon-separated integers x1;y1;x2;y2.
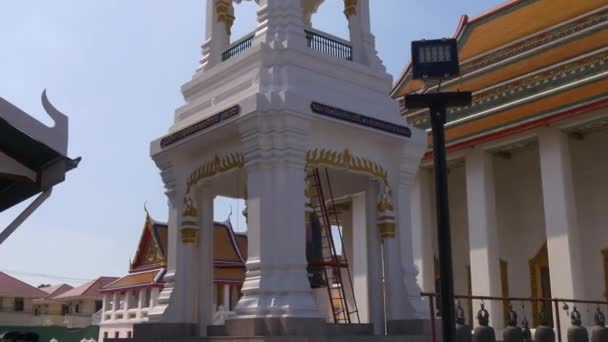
392;0;608;333
98;212;247;341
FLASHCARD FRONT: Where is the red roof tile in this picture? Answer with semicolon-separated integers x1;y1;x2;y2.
0;272;47;298
51;277;118;300
39;284;73;297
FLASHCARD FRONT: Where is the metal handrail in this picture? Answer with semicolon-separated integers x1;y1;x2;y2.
222;33;255;62
421;292;608;342
305;29;352;61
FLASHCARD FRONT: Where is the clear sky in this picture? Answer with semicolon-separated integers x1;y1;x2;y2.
0;0;505;287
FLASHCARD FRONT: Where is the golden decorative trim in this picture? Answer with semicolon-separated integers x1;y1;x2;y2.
216;0;235;35
602;248;608;301
182;152;245;231
529;243;550;326
181;228;199;244
306;148;387;183
186;153;245;193
500;259;510;325
306;148;394;239
343;0;357;18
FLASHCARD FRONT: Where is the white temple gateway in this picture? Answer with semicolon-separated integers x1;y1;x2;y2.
137;0;429;340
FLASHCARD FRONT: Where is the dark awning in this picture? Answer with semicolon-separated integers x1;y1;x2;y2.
0;92;80;212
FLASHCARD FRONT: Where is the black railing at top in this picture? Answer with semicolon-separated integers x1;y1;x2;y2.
305;30;352;61
222;33;255;62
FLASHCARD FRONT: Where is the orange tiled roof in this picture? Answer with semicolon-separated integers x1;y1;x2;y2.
52;276;118;300
0;272;47;298
101;269;162;291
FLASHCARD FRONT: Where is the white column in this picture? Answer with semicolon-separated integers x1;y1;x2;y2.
538;128;584;331
254;0;307;50
111;293;118;320
466;148;503;328
197;188;214;336
233;112;319;320
345;0;384;71
137;290;144;319
351;192;369;323
383;223;407;321
366;180;385;335
147;153;183;323
395;168;428;321
150;288;160;309
223;285;231;309
198;0;231;71
410;169;435;293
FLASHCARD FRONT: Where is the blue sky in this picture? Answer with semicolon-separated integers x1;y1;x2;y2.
0;0;504;286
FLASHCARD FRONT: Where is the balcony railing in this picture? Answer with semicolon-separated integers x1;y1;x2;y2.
305;29;352;61
222;33;255;62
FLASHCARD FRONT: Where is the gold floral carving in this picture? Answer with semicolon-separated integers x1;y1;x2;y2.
216;0;235;35
186;153;244;194
143;238;164;264
181;228;199;244
306;148;395;239
181;152;245;237
343;0;357;18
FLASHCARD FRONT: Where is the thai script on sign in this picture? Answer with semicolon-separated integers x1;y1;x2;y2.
160;105;241;148
310;102;411;138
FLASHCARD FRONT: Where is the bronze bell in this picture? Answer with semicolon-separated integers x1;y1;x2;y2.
456;302;472;342
474;303;496;342
504;306;524;342
522;316;532;342
535;306;556;342
567;306;589;342
591;307;608;342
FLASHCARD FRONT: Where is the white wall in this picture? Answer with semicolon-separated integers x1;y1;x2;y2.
571;128;608;302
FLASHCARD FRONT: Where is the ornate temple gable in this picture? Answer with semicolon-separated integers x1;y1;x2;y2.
457;0;605;60
391;0;608;153
213;221;247;265
130;213;166;272
393;3;608;97
392;0;608;96
407;50;608;130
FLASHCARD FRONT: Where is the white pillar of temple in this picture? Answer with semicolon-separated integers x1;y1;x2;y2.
198;0;232;71
254;0;307;49
230;112;320;332
150;288;160;309
383;215;407;322
466;148;503;328
111;293;118;320
365;180;385;335
396;164;429;321
351;192;370;323
346;0;383;71
147;153;184;323
538;127;585;330
197;188;215;336
137;290;144;319
410;169;435;293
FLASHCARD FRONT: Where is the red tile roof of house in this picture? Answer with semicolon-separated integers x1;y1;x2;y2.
0;272;47;298
51;277;118;300
39;284;74;297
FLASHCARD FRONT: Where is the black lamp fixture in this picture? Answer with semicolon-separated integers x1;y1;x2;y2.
411;38;460;80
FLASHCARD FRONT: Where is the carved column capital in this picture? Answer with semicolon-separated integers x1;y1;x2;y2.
343;0;357;18
216;0;235;35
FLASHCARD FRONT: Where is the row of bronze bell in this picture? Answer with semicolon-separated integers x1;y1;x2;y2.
453;303;608;342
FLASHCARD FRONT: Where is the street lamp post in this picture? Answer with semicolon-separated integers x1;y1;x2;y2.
404;39;472;342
